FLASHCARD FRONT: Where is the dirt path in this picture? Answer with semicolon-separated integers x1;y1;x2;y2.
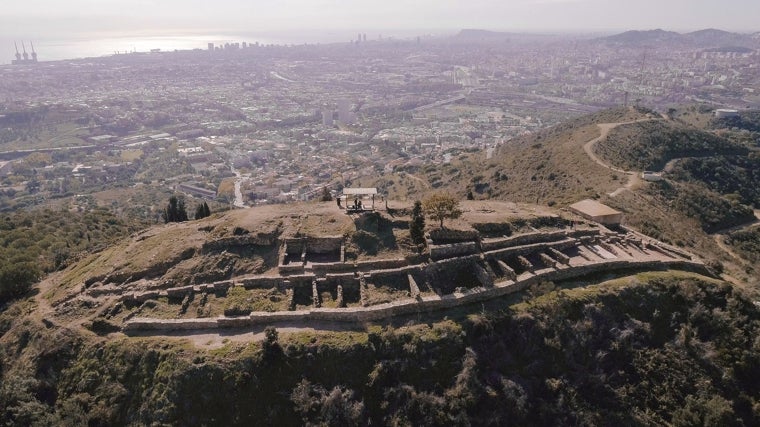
124;320;366;348
581;118;659;197
711;209;760;266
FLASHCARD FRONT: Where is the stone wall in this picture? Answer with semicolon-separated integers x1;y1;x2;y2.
278;264;305;274
429;241;479;260
367;265;423;279
284;236;343;254
483;238;577;260
311;262;355;274
428;229;479;244
324;272;359;286
480;229;599;252
123;258;709;333
355;258;408;271
201;233;278;252
239;276;283;289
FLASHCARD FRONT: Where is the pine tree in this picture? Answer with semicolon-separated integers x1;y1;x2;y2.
410;200;426;246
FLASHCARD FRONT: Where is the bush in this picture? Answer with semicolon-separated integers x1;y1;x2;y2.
0;262;40;304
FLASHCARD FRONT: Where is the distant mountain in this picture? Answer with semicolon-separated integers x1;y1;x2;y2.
600;28;759;49
455;29;512;40
602;29;682;44
684;28;756;47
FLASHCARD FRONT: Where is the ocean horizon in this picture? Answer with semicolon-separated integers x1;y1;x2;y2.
0;29;444;64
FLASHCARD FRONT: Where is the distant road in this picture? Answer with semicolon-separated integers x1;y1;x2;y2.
229;164;246;208
270;71;296;83
412;94;467;112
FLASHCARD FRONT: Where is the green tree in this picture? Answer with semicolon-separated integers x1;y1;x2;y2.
0;261;40;303
320;187;333;202
423;193;462;228
410;200;426;246
194;202;211;220
263;326;283;360
162;196;188;223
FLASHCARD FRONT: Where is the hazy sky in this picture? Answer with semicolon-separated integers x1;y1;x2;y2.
2;0;759;39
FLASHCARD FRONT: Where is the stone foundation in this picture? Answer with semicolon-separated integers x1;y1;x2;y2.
124;258;711;332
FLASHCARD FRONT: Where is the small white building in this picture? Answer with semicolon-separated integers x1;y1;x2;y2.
641;171;664;182
714;109;739;119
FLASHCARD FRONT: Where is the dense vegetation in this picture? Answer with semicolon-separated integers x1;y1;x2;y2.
711;111;760;133
0;208;138;303
596;120;748;171
726;226;760;264
1;273;758;425
669;155;760;208
644;180;755;232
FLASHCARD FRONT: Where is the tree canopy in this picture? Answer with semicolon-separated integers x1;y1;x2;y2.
422;193;462;228
163;196;188;223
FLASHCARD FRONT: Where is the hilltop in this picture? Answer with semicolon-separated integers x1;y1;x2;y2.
39;197;705;334
1;106;760;425
378;106;759;285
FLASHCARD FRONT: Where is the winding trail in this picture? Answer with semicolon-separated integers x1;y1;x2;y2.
581;118;659;197
712;209;760;266
581;120;760;276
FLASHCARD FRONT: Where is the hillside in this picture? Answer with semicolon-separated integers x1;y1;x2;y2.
595;120;748;171
2;272;758;425
0;208;141;303
358;107;650;206
357;106;760;284
2;106;760;425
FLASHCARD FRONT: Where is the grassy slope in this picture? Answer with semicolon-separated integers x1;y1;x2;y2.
435;107;651;206
357;107;648;204
1;272;759;425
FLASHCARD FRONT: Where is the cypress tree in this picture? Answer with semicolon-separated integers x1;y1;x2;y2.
163;196;189;223
410;200;426;246
194;202;212;220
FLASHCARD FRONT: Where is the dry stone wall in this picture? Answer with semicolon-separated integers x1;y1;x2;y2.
429;241;479;260
124;258;710;332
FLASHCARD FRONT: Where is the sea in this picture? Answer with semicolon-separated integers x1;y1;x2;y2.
0;29;436;64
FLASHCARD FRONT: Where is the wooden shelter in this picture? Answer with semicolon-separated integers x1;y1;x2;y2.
341;187;379;212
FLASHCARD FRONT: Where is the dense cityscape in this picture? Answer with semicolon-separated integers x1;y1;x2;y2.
2;0;760;418
1;29;758;219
